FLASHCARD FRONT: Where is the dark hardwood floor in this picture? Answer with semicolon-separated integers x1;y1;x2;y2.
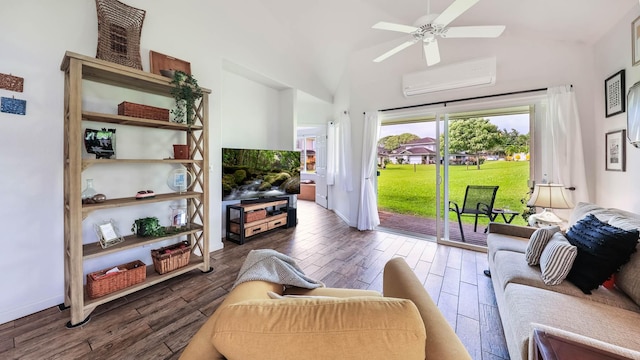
0;200;509;360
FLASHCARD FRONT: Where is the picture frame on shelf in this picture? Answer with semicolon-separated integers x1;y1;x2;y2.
633;16;640;66
94;219;125;249
605;70;625;118
605;130;626;172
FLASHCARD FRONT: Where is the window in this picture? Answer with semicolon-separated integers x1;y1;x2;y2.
296;136;316;173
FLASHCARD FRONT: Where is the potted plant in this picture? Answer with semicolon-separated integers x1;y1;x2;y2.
131;217;166;237
169;71;203;124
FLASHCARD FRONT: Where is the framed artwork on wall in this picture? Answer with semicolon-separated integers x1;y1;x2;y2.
605;130;626;172
633;16;640;66
605;70;625;118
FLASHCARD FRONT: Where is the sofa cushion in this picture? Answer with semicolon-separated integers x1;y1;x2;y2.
487;233;529;265
525;226;561;266
211;297;426;360
539;233;577;285
502;283;640;360
568;202;621;226
492;250;640;312
617;243;640;307
566;214;639;294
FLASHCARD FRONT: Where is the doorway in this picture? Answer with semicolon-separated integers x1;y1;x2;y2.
377;106;533;247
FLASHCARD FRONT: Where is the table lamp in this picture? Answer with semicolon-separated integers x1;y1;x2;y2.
527;183;574;223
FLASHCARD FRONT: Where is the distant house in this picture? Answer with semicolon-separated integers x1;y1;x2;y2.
379;137;437;165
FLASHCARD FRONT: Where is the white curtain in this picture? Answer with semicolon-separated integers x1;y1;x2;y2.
326;121;336;186
338;112;353;192
545;86;589;203
357;111;381;230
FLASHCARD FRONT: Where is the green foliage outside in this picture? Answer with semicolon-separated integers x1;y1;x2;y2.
441;118;501;170
378;133;420;151
377;161;530;227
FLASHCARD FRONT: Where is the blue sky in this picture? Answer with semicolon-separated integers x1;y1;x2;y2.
379;114;530;140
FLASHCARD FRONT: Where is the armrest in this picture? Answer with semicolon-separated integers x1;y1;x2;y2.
383;257;471;360
449;200;460;213
487;222;536;238
529;324;640;360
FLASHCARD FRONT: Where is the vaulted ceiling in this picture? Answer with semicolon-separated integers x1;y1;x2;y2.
262;0;637;94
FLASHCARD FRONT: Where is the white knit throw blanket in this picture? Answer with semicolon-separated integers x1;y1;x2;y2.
232;249;325;290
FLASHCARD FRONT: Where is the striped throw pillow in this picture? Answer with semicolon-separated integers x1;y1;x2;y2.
526;226;561;265
540;233;578;285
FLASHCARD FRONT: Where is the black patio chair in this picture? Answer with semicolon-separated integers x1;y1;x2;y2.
449;185;499;242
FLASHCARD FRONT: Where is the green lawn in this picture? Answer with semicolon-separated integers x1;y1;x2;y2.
377;161;530;226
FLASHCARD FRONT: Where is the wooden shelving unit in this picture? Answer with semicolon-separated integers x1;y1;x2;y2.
61;51;211;327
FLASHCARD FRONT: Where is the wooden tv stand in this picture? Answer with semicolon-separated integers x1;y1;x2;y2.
226;198;289;244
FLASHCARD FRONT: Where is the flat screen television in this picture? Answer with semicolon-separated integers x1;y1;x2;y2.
222;148;301;201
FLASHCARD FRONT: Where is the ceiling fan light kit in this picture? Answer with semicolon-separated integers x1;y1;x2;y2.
372;0;505;66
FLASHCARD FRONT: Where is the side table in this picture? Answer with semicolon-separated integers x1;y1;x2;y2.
533;329;630;360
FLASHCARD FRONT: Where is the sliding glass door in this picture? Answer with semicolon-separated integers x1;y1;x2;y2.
377;105;533;248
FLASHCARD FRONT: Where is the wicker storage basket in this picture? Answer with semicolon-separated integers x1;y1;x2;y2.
118;101;169;121
245;209;267;223
151;241;191;275
86;260;146;299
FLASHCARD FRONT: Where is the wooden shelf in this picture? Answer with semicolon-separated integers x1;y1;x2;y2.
83;224;204;259
81;192;202;214
83;257;206;309
83;111;203;131
61;51;211;96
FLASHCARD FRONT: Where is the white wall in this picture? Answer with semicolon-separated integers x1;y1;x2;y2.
594;8;640;211
0;0;330;324
334;25;600;226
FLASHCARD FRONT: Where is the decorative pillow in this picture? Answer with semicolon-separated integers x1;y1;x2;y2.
568;202;621;227
565;214;639;294
608;215;640;232
539;233;577;285
211;297;426;360
525;226;561;265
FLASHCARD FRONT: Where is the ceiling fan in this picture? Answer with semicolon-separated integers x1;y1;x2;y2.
372;0;505;66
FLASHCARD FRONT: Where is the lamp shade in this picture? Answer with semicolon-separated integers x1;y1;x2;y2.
527;184;574;209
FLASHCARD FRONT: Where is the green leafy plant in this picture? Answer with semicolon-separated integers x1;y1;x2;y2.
131;217;166;237
170;71;203;124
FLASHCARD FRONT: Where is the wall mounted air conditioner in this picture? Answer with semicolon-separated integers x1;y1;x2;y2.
402;57;497;97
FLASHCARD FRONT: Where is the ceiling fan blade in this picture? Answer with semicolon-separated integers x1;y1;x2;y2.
374;40;417;62
372;21;419;34
433;0;480;27
443;25;506;38
423;39;441;66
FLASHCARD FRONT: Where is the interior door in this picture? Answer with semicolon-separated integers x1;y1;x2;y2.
315;131;328;208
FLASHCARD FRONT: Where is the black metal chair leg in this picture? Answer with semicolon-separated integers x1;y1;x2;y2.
456;212;466;242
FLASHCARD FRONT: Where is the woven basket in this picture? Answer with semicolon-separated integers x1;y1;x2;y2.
95;0;146;69
118;101;169;121
245;209;267;223
86;260;146;299
151;241;191;275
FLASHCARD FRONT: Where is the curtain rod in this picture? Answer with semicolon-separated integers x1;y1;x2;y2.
378;86;568;113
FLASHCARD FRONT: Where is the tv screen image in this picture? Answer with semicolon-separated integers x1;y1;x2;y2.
222;148;301;201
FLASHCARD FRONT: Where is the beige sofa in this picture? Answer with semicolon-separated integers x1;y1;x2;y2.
487;202;640;360
180;257;471;360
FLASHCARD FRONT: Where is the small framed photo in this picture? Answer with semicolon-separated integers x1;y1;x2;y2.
94;219;125;249
605;70;625;117
605;130;626;172
633;16;640;66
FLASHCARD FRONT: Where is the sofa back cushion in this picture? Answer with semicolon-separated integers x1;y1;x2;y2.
617;243;640;307
566;214;639;294
211;297;426;360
